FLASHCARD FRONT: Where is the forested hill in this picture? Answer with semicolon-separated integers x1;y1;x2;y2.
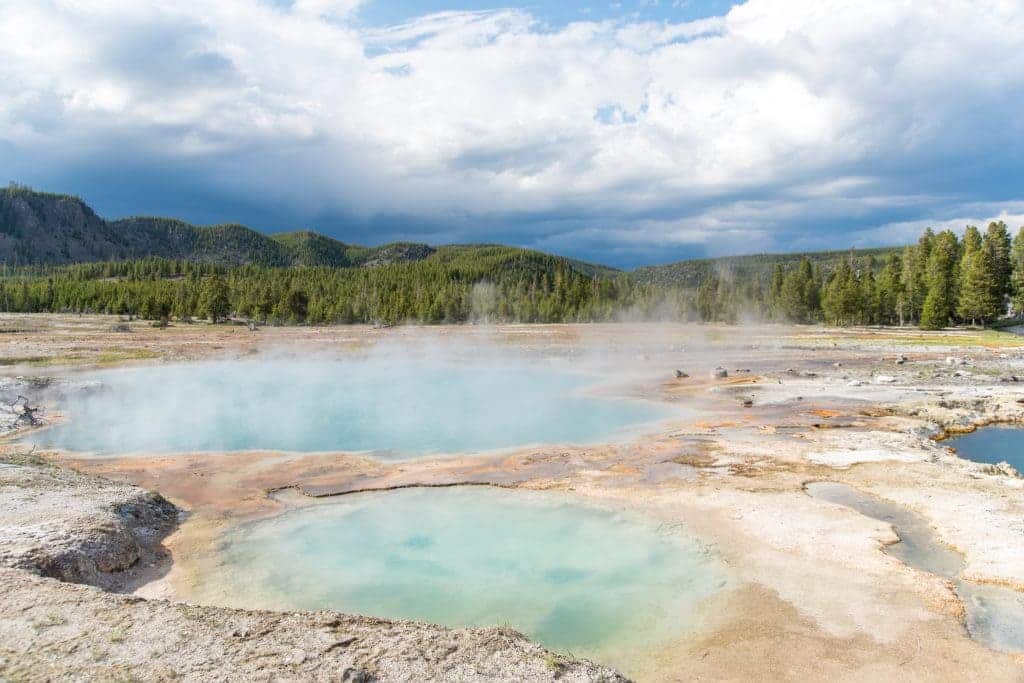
4;184;905;281
0;186;440;268
0;185;620;278
3;186;1023;329
633;247;901;287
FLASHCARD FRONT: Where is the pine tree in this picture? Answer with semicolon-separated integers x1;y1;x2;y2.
957;248;1000;325
779;266;809;322
957;225;983;322
904;229;933;323
199;275;230;323
920;230;958;329
860;263;878;325
823;259;860;325
898;246;916;325
280;287;309;323
983;221;1012;315
800;259;820;322
876;253;903;325
1011;227;1024;316
768;264;785;320
961;225;983;260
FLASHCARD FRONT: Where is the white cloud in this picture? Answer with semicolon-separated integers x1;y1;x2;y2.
1;0;1023;263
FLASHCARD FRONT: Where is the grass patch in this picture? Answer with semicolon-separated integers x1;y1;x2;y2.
543;653;565;673
0;449;49;467
95;349;160;364
799;328;1024;349
0;348;160;367
0;356;47;365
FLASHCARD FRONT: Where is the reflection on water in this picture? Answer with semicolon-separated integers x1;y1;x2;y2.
199;487;728;669
949;426;1024;472
32;358;669;457
807;481;1024;653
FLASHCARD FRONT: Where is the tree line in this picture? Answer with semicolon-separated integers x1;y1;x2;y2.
0;249;659;325
758;221;1022;328
0;224;1021;328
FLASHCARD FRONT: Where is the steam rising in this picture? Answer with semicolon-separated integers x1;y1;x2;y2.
34;345;668;457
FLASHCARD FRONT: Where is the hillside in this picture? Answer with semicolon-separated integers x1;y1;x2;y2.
1;185;910;287
0;187;436;269
269;232;437;268
632;246;902;288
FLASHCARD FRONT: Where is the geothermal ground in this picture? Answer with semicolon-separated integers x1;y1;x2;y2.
2;314;1024;681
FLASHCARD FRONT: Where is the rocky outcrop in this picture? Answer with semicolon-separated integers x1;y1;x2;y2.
0;456;177;591
0;567;627;682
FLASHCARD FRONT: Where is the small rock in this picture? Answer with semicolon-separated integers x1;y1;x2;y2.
874;375;897;384
848;380;864;387
911;423;943;438
712;367;728;379
675;369;689;379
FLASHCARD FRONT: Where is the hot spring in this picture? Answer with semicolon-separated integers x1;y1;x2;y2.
948;426;1024;473
33;357;670;457
807;482;1024;653
196;487;727;668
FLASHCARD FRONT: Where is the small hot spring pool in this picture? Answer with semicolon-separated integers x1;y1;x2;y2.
949;426;1024;472
197;487;726;667
807;482;1024;653
32;358;670;457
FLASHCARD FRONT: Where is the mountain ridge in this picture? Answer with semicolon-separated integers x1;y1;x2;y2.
0;187;439;269
0;185;904;282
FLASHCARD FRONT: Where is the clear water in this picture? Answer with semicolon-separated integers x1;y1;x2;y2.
33;359;669;457
806;482;962;578
949;427;1024;472
806;481;1024;653
203;487;726;665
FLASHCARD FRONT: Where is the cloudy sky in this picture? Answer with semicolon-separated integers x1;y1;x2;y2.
2;0;1024;268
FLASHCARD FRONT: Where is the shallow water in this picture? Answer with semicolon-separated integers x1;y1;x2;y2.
201;487;726;667
32;358;669;457
806;481;1024;653
805;482;962;578
949;426;1024;472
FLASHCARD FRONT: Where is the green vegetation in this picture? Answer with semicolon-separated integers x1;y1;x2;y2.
1;223;1022;328
633;246;901;288
0;248;655;324
1;186;1022;328
0;185;440;268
